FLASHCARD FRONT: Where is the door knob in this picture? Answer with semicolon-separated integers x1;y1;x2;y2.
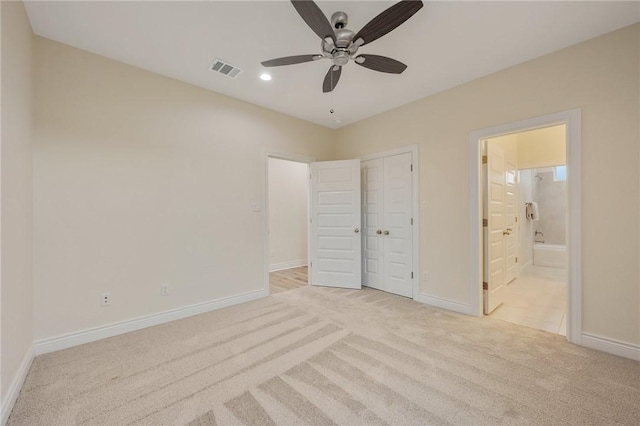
354;228;360;234
503;228;512;236
376;230;382;235
383;230;390;235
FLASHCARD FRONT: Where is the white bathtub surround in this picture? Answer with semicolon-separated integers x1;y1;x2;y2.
532;168;567;245
489;265;567;335
534;243;567;268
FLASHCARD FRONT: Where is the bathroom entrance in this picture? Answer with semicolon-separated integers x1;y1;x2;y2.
482;124;568;335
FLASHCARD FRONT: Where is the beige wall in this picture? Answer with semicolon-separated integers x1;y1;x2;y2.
268;158;308;270
33;37;334;340
335;24;640;345
517;125;566;169
1;0;34;407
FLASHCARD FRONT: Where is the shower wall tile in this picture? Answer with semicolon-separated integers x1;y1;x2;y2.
533;170;566;245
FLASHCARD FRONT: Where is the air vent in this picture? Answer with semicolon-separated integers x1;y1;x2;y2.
209;58;242;79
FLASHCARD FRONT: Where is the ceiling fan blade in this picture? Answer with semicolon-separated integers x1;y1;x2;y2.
261;55;321;67
355;54;407;74
353;0;423;47
291;0;335;42
322;66;341;93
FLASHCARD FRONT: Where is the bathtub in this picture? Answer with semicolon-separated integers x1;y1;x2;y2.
533;243;566;268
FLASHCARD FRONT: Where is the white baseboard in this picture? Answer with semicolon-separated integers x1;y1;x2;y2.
581;332;640;361
416;293;476;316
34;288;267;356
269;259;307;272
1;344;34;426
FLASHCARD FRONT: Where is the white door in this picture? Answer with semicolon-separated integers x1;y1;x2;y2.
382;153;413;298
310;160;362;289
362;159;384;290
505;159;518;283
361;153;413;298
485;144;506;314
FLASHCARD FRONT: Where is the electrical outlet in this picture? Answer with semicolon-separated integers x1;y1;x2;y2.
161;283;169;296
101;292;112;307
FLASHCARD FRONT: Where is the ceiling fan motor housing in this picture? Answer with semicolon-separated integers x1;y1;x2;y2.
322;11;358;66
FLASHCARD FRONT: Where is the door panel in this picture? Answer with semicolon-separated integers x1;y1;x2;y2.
485;144;506;314
505;160;518;283
310;160;362;289
361;159;383;290
382;153;413;298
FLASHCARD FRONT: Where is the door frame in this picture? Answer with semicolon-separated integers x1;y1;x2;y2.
359;145;420;300
263;151;315;295
469;109;582;344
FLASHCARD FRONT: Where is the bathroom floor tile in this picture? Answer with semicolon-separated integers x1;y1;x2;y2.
488;265;567;335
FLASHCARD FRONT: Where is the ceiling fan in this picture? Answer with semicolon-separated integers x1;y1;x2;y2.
261;0;424;93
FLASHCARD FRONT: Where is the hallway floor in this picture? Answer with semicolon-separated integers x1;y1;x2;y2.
269;266;308;294
489;265;567;335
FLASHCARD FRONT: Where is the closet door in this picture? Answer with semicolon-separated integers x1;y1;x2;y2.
362;153;413;297
382;153;413;298
362;159;384;290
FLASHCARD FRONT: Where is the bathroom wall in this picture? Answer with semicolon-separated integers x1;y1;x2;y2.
518;169;534;268
533;169;567;245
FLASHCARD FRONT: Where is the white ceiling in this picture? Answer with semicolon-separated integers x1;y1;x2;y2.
25;1;640;129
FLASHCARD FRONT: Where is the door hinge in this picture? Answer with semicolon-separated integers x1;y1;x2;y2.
410;164;413;172
411;217;413;225
515;257;518;263
310;261;312;268
515;217;518;223
411;272;414;279
310;218;312;224
482;155;487;164
482;219;488;227
483;281;488;290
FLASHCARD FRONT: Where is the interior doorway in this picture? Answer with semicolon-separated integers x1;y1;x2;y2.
469;109;582;345
482;125;568;335
266;155;311;294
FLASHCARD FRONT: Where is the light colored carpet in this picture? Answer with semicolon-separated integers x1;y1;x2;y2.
8;286;640;425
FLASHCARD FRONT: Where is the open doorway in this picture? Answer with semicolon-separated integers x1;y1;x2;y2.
482;125;568;335
469;109;581;344
267;156;310;294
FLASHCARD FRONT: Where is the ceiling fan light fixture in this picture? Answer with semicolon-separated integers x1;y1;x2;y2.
260;73;272;81
261;0;423;92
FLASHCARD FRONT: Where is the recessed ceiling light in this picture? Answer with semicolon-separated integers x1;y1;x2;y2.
334;119;342;124
260;73;272;81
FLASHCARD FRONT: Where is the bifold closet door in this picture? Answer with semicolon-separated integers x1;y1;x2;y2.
362;153;413;298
